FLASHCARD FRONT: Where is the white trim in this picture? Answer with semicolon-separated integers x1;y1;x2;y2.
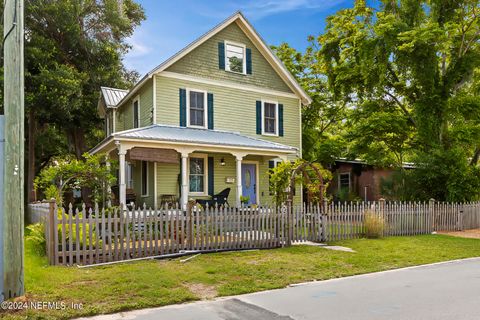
133;95;140;128
160;71;298;99
242;160;260;205
261;100;279;136
186;88;208;129
188;153;209;196
90;136;297;156
106;114;110;136
141;160;149;197
109;13;311;115
234;15;311;104
152;75;157;124
298;99;303;204
126;162;133;189
112;109;116;133
148;12;311;104
224;40;247;75
153;162;157;208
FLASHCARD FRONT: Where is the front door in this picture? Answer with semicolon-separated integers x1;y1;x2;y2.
241;163;257;205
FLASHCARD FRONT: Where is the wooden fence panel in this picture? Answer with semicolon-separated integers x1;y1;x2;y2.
36;199;480;266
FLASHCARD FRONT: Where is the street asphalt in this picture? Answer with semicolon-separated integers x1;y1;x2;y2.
81;257;480;320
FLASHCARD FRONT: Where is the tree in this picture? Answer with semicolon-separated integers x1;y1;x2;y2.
272;42;348;165
23;0;145;202
315;0;480;200
34;153;117;206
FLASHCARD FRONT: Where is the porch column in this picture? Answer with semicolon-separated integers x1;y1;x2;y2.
118;149;127;207
235;155;244;207
180;151;189;210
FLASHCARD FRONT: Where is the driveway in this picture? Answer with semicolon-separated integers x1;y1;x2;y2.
81;257;480;320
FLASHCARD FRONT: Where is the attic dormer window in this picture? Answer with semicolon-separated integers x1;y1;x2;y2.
225;41;246;74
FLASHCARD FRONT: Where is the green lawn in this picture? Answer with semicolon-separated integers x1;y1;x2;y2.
3;235;480;319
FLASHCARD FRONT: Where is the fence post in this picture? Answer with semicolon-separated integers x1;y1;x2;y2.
286;199;293;246
47;198;56;265
322;198;328;242
429;198;435;233
379;198;385;236
186;200;194;250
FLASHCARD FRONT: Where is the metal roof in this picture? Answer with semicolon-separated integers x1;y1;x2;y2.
111;125;297;152
100;86;129;108
335;158;416;169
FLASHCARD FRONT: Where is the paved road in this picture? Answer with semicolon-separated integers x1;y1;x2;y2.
83;258;480;320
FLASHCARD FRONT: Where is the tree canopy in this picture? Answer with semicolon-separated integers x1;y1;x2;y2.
275;0;480;201
19;0;145;201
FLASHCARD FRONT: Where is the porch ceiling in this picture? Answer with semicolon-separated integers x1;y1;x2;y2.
91;124;298;156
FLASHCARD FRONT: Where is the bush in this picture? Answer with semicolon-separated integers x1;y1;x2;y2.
364;210;385;239
26;223;47;255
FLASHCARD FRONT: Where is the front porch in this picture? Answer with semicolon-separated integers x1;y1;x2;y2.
91;125;299;209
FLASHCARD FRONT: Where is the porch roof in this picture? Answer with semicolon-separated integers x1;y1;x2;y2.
91;124;298;155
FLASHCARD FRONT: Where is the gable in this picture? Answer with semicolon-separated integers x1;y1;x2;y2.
165;22;294;94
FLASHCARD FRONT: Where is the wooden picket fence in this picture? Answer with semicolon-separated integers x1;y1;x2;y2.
38;200;480;266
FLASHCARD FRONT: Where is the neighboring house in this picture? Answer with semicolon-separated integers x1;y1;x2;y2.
328;159;415;201
92;12;311;209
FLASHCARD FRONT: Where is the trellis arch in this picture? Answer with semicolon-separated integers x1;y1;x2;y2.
287;161;325;205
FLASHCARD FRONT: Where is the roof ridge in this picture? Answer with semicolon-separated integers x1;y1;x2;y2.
101;86;129;92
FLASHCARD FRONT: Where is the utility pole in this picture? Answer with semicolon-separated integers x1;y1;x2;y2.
3;0;25;299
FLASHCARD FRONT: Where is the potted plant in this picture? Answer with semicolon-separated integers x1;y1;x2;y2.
240;195;250;206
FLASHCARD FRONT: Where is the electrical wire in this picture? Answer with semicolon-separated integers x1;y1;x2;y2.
2;0;18;46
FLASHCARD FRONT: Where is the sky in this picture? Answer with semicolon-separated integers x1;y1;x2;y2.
123;0;367;76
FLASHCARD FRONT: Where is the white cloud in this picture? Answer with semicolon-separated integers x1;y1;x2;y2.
126;36;151;58
197;0;347;20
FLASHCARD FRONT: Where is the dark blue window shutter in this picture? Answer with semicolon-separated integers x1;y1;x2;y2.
268;160;275;169
179;88;186;127
278;104;284;136
208;157;214;196
246;48;252;74
218;42;225;70
256;100;262;135
207;93;214;130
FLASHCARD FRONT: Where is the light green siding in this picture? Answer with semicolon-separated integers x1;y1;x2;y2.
156;162;180;197
154;152;300;206
155;76;301;153
130;160;155;208
114;78;154;132
166;22;293;93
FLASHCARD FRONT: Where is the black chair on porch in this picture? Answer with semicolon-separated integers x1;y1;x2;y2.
196;188;231;209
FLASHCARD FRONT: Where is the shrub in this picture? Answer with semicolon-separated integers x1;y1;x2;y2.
364;210;385;238
26;223;47;255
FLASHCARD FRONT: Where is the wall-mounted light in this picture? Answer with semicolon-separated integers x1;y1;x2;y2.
220;157;226;166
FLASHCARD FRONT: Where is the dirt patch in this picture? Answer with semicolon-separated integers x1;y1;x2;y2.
186;283;218;300
437;229;480;239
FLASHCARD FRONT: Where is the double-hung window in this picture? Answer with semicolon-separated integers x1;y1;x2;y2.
339;172;351;192
133;98;140;128
263;101;278;135
189;156;207;195
225;41;246;74
188;90;207;128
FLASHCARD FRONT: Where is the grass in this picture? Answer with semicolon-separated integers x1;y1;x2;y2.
3;234;480;319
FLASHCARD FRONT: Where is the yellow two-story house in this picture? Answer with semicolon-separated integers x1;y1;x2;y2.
92;12;311;209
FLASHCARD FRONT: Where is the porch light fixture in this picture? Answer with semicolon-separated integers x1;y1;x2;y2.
220;158;226;166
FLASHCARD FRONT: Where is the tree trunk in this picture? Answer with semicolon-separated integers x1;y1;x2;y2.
27;109;37;202
69;126;87;160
